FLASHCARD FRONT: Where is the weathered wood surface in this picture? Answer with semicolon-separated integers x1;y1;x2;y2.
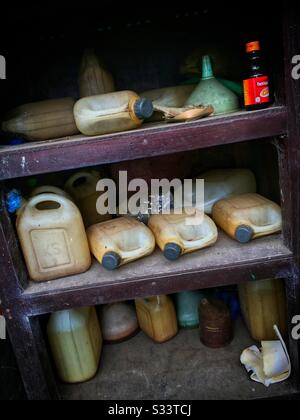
0;107;287;180
23;233;293;316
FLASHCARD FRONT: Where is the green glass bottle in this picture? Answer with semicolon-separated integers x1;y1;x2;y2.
185;56;240;115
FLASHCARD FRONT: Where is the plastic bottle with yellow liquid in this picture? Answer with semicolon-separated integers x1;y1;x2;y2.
135;295;178;343
238;278;287;341
212;193;282;243
148;212;218;261
87;217;156;270
47;307;102;384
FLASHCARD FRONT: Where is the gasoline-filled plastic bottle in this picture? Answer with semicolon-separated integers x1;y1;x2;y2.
47;307;102;384
238;278;287;341
243;41;271;111
135;295;178;343
212;193;282;243
148;212;218;261
74;91;154;136
87;217;156;270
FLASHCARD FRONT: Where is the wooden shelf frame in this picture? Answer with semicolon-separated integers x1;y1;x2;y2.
0;106;287;180
0;6;299;401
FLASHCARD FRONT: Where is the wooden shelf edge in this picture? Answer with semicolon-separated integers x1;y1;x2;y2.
0;106;287;180
22;254;293;317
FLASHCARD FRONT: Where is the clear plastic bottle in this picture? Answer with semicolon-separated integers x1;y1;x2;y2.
188;168;257;215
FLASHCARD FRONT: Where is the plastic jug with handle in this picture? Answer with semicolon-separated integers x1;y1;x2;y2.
212;193;282;243
148;212;218;261
135;295;178;343
87;217;156;271
64;170;111;227
73;90;154;136
47;307;102;384
185;169;257;215
238;278;287;341
16;193;91;282
29;185;73;201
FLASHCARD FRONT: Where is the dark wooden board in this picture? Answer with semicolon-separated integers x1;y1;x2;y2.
22;233;293;316
0;107;287;180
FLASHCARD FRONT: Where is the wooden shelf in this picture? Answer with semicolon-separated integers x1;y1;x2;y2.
23;232;293;316
0;106;287;181
60;319;298;400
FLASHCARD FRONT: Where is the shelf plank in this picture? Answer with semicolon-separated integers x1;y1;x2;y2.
23;232;293;316
60;320;298;400
0;106;287;181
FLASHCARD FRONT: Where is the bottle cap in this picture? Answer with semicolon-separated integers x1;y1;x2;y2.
8;138;26;146
246;41;261;53
102;252;121;271
6;189;23;214
134;98;154;120
202;55;214;80
164;243;182;261
235;225;254;243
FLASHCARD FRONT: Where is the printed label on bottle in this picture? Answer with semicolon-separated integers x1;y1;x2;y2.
243;76;270;106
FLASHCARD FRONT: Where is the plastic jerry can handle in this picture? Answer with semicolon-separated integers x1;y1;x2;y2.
65;171;98;191
248;219;282;234
25;193;73;214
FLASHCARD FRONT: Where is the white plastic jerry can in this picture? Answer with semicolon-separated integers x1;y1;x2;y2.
148;212;218;261
184;168;257;215
87;217;156;270
47;307;103;384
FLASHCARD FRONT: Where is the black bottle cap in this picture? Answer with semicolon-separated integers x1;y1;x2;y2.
235;225;254;244
164;243;182;261
134;98;154;120
102;252;121;271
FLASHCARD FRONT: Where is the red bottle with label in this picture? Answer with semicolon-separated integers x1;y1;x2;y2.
243;41;270;111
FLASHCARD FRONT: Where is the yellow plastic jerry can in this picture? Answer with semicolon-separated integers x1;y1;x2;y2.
87;217;156;270
16;193;91;282
47;307;102;384
135;295;178;343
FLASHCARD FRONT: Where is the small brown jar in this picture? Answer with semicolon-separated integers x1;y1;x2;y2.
199;298;233;348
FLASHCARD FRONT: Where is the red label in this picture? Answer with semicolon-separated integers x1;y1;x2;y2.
243;76;270;106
